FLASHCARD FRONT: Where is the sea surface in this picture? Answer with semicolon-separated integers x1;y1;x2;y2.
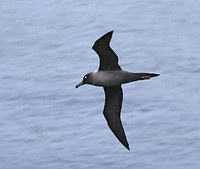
1;0;200;168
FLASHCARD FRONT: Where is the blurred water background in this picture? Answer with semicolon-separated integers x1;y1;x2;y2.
1;0;200;168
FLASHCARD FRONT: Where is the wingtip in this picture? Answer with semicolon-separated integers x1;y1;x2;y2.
118;134;130;151
107;30;114;37
109;30;114;34
93;31;114;48
102;30;114;40
123;142;130;151
126;145;130;151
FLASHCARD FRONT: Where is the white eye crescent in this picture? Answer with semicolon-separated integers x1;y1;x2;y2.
84;75;87;79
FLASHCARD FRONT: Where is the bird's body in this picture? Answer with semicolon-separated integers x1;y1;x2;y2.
76;31;159;150
85;70;158;87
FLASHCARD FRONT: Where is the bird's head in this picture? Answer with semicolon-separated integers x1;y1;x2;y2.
75;73;92;88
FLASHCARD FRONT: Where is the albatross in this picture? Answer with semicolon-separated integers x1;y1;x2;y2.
76;31;159;150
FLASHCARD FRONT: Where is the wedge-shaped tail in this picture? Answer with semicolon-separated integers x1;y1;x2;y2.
134;73;160;80
103;85;130;150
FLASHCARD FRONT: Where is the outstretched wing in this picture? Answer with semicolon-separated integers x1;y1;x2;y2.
92;31;122;71
103;85;130;150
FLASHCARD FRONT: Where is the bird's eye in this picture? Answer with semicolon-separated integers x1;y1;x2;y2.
84;75;87;79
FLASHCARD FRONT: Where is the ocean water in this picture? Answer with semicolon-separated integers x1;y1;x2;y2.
1;0;200;168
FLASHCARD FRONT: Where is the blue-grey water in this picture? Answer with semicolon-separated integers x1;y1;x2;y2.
1;0;200;168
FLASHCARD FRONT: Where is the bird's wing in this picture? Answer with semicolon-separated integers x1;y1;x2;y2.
103;85;130;150
92;31;122;71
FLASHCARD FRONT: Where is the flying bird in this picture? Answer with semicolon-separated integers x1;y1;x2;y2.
76;31;159;150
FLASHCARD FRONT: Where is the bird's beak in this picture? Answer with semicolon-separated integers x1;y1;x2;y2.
75;81;83;88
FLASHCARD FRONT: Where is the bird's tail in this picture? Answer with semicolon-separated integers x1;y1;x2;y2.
136;73;160;80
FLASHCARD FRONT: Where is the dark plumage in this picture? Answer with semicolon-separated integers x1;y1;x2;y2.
76;31;159;150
